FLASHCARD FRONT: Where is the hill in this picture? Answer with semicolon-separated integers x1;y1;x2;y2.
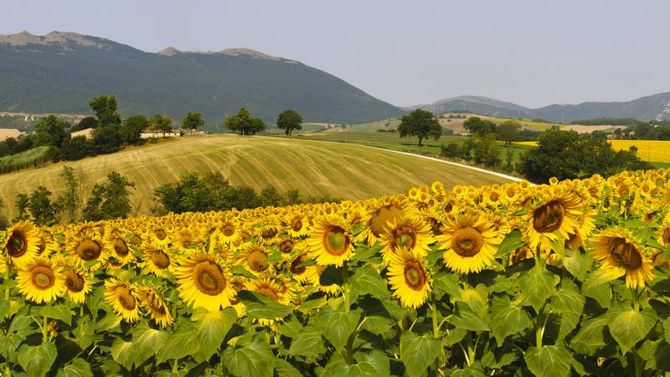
0;134;510;219
411;93;670;123
0;31;404;126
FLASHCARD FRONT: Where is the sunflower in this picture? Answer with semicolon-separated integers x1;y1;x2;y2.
307;214;353;267
215;218;242;244
104;279;140;322
238;242;272;275
523;191;583;252
3;221;40;268
105;233;135;267
387;248;432;309
35;229;58;258
363;198;415;243
62;268;92;304
437;212;503;274
286;214;310;238
288;253;315;284
379;216;433;265
657;214;670;247
67;231;110;268
137;286;174;328
139;246;174;277
17;257;66;304
174;253;236;312
590;227;654;289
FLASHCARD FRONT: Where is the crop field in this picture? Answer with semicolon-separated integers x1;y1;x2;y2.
517;140;670;164
0;134;510;219
2;168;670;375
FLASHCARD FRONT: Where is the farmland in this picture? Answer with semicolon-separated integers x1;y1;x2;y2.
0;134;511;219
517;140;670;164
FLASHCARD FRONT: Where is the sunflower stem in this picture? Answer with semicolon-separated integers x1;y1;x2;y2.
634;346;642;377
42;315;48;343
341;264;350;313
431;293;440;338
4;363;11;377
631;287;640;312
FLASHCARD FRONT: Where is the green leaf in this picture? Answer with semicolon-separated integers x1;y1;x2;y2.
321;308;361;350
518;266;559;312
237;290;292;320
110;340;135;370
156;324;200;363
497;229;524;260
222;336;275;377
274;358;302;377
131;324;168;367
345;350;391;377
350;265;390;300
452;302;489;332
489;299;533;346
664;316;670;344
562;248;591;281
275;315;304;338
17;342;58;377
56;358;94;377
287;326;326;358
450;364;487;377
0;300;10;320
193;308;236;362
69;318;97;350
232;265;257;279
570;316;610;355
400;332;441;377
34;303;73;326
524;345;573;377
433;272;461;300
1;315;33;359
608;307;657;354
547;280;585;316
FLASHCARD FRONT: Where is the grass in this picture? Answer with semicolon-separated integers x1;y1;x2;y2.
0;134;511;219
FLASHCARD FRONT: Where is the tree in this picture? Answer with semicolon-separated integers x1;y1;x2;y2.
61;136;91;160
13;193;30;223
89;95;121;126
276;109;303;136
182;112;205;130
225;108;265;135
83;172;135;221
92;125;123;154
34;115;70;147
121;115;149;145
0;198;9;229
495;120;522;144
28;186;58;226
149;114;173;135
55;166;80;223
71;116;98;132
463;117;497;136
398;109;442;146
472;134;501;167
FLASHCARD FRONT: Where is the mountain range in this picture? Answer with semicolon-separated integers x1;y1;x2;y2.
0;31;403;126
409;92;670;123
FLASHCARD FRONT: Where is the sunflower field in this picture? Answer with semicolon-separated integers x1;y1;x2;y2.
3;169;670;376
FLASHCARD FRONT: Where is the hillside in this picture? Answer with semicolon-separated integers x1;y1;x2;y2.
0;31;404;126
411;93;670;123
0;134;510;219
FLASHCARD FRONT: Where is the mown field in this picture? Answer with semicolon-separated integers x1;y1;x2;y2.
0;134;510;219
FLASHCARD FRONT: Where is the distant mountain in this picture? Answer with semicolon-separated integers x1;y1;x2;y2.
411;93;670;123
0;31;404;126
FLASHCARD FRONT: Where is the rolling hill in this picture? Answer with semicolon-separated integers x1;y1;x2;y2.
0;31;404;126
410;93;670;123
0;135;511;220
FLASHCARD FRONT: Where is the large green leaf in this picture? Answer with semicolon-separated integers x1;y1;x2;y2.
433;272;461;300
524;345;573;377
607;307;657;354
400;332;441;377
518;266;559;312
450;364;487;377
497;229;524;260
222;336;275;377
110;340;135;370
561;248;591;281
275;315;304;338
489;299;533;346
34;303;73;326
69;318;97;350
287;326;326;358
350;265;390;300
155;324;200;363
17;342;58;377
452;302;489;332
274;358;303;377
570;316;610;355
131;324;168;367
1;315;33;359
56;358;94;377
320;308;361;350
237;290;292;320
547;280;585;316
193;308;236;362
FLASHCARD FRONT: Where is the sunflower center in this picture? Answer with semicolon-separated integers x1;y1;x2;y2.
290;255;307;275
193;261;226;296
6;229;28;257
279;239;295;254
31;266;56;290
370;205;405;237
261;227;278;239
222;224;236;237
403;261;427;291
256;285;280;300
130;235;142;245
247;250;269;272
64;271;85;293
148;250;169;269
394;227;415;248
324;226;349;256
155;229;167;240
610;238;643;270
146;292;167;314
76;239;102;261
490;192;499;202
113;238;129;257
533;201;565;233
291;218;303;232
452;227;483;257
117;286;136;310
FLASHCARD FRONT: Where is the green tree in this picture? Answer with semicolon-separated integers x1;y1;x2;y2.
472;134;501;167
0;198;9;229
398;109;441;146
70;116;98;132
28;186;58;226
61;136;91;160
225;108;266;135
495;120;522;145
463;117;497;136
34;115;70;147
83;172;135;221
55;166;80;223
121;115;149;145
89;95;121;126
92;125;123;154
149;114;173;135
182;112;205;130
276;109;303;136
13;193;30;223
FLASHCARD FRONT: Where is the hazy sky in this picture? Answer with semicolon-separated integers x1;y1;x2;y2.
1;0;668;108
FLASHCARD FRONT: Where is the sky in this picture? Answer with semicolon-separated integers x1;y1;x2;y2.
1;0;668;108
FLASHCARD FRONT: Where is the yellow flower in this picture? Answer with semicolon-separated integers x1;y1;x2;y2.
139;245;174;277
590;228;653;289
437;212;503;274
174;252;236;312
307;214;353;267
387;248;431;309
137;286;174;328
104;278;140;322
379;216;432;265
62;268;92;304
67;231;110;268
17;257;66;304
523;191;583;251
3;221;40;268
238;242;272;275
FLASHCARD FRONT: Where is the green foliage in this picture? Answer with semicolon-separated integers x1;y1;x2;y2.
276;109;303;136
463;117;497;136
83;171;135;221
34;115;70;147
495;120;522;144
0;146;57;174
225;107;266;135
55;166;80;223
148;114;173;134
182;112;205;130
89;95;121;126
28;186;59;226
70;116;98;132
398;109;441;146
121;115;149;145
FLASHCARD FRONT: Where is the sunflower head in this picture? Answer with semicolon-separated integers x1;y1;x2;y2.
104;278;140;322
387;248;432;309
137;286;174;328
3;221;39;267
17;257;65;304
437;212;502;275
174;253;235;312
591;228;654;289
307;215;353;267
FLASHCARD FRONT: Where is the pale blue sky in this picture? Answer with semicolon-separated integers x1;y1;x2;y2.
1;0;668;108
